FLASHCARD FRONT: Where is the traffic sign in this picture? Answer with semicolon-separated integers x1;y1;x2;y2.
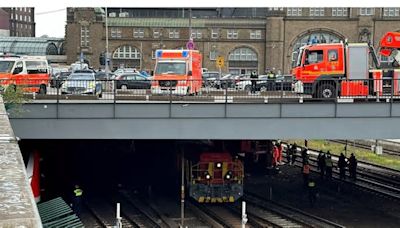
186;39;195;50
216;56;224;68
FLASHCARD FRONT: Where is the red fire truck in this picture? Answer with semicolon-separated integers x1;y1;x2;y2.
292;32;400;98
151;49;202;95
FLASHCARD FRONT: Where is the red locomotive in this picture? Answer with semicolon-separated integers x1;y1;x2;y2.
189;152;244;203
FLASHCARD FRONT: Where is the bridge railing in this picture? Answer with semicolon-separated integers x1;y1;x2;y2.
0;77;399;103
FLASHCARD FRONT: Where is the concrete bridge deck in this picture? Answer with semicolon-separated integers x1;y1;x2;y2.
0;97;41;227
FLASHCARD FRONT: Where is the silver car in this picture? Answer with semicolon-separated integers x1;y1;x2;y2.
61;72;103;97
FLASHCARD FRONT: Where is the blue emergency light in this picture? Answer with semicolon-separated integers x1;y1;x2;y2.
156;50;163;58
182;50;189;57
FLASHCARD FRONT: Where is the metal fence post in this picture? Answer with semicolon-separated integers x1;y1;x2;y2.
169;80;172;118
225;83;228;118
56;80;59;119
335;79;339;117
391;78;394;117
113;79;116;118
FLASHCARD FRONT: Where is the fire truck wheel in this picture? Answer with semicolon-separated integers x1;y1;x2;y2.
39;85;47;94
121;85;128;90
245;85;251;92
260;85;267;92
318;83;335;98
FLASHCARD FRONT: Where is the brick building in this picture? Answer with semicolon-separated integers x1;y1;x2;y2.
1;7;35;37
65;8;400;74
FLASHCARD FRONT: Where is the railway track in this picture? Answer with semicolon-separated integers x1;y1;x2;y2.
328;139;400;157
282;143;400;201
243;191;345;228
84;191;170;228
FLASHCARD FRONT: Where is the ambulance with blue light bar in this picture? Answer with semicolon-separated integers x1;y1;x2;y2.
151;49;202;95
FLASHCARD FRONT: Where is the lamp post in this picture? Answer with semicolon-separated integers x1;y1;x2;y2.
105;7;110;76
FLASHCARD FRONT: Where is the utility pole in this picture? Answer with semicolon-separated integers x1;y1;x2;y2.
105;7;110;76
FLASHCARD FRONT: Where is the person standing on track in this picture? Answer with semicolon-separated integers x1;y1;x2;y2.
308;179;317;207
287;143;294;165
338;153;347;180
272;142;279;167
348;153;358;180
276;140;283;164
325;151;333;180
72;185;83;216
291;143;298;165
317;152;326;179
302;161;310;187
301;147;309;165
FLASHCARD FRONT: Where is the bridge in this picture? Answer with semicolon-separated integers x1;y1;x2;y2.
8;96;400;139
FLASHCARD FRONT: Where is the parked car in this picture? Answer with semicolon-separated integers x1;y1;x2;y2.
215;74;237;89
51;71;71;88
61;72;102;97
202;71;220;87
236;75;295;92
115;73;151;90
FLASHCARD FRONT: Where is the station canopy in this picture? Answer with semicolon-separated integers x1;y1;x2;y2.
0;37;64;56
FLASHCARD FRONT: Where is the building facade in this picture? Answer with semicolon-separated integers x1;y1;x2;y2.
65;8;400;74
0;7;35;37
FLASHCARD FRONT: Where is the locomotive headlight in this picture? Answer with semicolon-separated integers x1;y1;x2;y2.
225;174;231;180
205;174;211;180
216;162;222;168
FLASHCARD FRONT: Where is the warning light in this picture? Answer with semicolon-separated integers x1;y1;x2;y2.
182;50;189;57
156;50;162;58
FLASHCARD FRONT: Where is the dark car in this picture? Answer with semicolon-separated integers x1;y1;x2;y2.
257;75;294;92
202;71;220;87
95;71;114;80
50;71;71;88
115;74;151;90
216;74;237;89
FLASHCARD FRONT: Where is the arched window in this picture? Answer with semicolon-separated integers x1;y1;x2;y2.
46;43;58;55
112;45;142;69
228;47;257;61
228;47;258;75
112;45;141;59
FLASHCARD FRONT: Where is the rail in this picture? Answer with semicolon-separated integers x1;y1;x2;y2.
3;78;400;103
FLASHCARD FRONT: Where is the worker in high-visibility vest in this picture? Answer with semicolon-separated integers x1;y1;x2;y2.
325;151;334;180
308;179;317;207
72;185;83;216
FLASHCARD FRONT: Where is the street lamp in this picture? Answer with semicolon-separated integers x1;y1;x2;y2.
105;7;110;76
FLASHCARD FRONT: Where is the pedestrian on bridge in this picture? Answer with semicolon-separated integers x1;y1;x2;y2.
317;152;326;179
348;153;358;180
250;71;258;94
325;151;333;180
338;153;347;180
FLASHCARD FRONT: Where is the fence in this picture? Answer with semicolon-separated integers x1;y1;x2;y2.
1;78;400;103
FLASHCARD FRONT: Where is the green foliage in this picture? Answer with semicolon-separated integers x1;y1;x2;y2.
1;86;29;115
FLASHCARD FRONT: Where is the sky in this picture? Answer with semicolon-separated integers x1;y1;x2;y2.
35;6;66;38
29;0;400;38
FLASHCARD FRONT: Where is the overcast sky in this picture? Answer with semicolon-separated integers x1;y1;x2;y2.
35;6;66;38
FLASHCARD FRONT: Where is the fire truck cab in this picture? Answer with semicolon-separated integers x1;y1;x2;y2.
151;49;202;95
292;42;400;98
0;55;50;94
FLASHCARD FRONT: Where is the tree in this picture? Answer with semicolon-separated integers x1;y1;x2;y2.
1;86;29;115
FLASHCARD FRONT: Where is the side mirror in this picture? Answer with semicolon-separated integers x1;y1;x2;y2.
188;71;192;76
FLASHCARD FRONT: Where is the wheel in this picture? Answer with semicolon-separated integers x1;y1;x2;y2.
98;92;102;98
39;85;47;94
260;85;267;92
244;85;251;92
318;83;336;99
121;85;128;90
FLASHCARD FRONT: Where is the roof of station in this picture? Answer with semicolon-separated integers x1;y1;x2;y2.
0;37;64;56
108;17;266;28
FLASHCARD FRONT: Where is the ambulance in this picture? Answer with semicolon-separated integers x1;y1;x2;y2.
151;49;202;95
0;55;50;94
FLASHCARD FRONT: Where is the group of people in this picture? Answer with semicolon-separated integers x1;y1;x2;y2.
316;151;358;181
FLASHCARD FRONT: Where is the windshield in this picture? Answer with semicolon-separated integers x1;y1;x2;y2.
68;74;94;80
155;62;186;75
0;61;15;73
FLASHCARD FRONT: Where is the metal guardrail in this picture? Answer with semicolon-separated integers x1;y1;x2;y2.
2;78;400;103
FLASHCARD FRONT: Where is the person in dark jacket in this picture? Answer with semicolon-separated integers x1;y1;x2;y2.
338;153;347;180
301;147;309;165
325;151;333;180
250;71;258;94
291;143;298;165
317;152;326;179
308;179;317;207
348;153;358;180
